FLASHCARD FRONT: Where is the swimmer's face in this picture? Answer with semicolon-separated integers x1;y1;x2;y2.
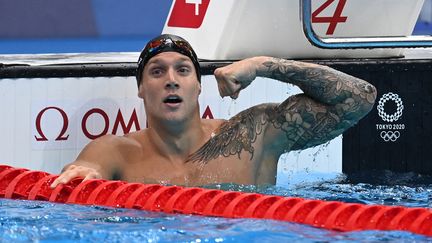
138;52;201;124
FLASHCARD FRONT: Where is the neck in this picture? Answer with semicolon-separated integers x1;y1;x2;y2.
147;113;206;163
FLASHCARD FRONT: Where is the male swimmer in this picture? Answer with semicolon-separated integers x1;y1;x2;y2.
51;34;377;188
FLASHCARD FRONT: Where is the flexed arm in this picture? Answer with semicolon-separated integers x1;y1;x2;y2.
214;56;377;152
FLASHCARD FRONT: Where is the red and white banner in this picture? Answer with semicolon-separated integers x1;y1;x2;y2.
31;99;145;150
0;75;341;182
167;0;211;28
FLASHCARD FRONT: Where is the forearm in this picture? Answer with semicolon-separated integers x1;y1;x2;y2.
254;57;377;109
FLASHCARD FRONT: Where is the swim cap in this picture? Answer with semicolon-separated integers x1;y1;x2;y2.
136;34;201;86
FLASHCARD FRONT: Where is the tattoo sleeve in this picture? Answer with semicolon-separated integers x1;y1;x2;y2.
260;58;377;106
188;57;377;163
259;58;377;150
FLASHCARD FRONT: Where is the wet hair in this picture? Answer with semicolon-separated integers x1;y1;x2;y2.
136;34;201;86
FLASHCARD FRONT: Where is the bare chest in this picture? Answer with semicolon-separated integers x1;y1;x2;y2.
119;153;260;186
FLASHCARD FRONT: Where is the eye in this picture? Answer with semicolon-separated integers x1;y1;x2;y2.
178;66;191;75
150;68;164;77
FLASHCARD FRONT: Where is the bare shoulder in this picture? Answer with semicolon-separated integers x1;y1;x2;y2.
122;130;148;146
119;129;152;155
76;131;145;161
201;118;227;133
89;133;141;149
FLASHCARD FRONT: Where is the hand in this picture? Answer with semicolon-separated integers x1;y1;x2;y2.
50;165;102;188
214;57;259;99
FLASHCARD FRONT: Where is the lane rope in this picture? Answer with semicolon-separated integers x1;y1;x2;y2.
0;165;430;236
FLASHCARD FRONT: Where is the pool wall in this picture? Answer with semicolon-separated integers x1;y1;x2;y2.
333;57;432;174
0;54;342;180
1;52;431;175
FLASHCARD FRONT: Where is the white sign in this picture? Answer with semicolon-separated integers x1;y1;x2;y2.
31;99;145;150
163;0;424;60
185;0;202;15
0;75;342;180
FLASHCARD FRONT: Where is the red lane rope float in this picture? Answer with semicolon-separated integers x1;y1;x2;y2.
0;166;431;237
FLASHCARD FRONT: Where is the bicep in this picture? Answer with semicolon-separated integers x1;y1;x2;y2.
264;94;352;152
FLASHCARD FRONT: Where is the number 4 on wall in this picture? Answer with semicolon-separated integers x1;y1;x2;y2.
312;0;347;35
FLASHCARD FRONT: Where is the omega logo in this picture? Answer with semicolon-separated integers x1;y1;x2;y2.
34;107;141;141
34;105;215;142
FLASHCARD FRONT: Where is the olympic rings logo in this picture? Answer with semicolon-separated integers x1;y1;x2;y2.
377;92;404;122
380;131;400;142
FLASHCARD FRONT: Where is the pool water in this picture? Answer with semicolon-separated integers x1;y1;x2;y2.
0;171;431;242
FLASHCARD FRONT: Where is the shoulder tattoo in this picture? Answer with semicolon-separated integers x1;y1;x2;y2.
187;105;269;163
187;98;343;164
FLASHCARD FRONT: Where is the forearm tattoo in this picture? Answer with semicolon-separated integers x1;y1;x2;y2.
188;58;377;163
262;58;376;106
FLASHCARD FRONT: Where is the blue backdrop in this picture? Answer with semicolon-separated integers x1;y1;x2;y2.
0;0;171;54
0;0;431;54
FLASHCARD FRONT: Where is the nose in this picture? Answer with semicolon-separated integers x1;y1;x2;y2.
165;68;179;90
165;81;179;90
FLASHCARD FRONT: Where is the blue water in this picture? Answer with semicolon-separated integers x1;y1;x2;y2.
0;171;431;242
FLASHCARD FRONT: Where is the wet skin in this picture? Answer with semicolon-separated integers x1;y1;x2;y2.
51;53;377;188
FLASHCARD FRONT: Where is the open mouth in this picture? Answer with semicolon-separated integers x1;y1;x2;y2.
163;95;183;104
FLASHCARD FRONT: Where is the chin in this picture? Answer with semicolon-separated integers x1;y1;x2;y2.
162;114;188;124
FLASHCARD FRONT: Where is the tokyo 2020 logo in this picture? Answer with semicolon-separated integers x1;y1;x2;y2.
377;92;404;122
375;92;405;143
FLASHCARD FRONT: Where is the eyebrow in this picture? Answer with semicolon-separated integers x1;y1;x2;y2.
147;57;192;67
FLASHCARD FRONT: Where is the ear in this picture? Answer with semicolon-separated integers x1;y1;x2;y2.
197;82;202;95
138;83;144;99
